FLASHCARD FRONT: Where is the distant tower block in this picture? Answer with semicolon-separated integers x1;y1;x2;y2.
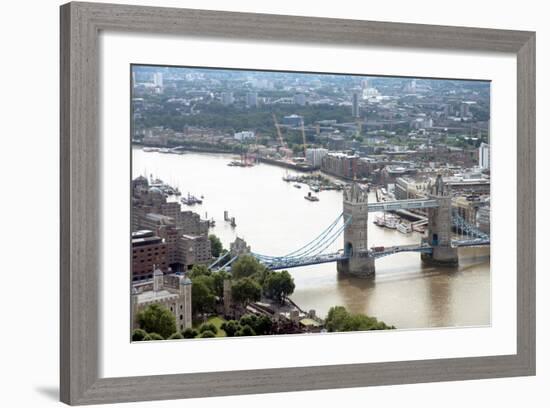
337;183;375;277
421;174;458;265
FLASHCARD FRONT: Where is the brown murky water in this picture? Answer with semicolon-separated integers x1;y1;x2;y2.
133;147;490;329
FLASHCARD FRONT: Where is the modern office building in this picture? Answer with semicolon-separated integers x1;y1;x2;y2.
153;72;163;88
479;142;490;170
221;91;234;105
293;93;306;106
305;148;328;168
246;92;258;107
352;92;360;117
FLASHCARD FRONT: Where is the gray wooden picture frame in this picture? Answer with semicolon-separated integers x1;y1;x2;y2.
60;1;536;405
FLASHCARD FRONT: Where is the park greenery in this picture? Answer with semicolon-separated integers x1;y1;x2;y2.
136;303;177;339
325;306;395;332
133;256;395;341
134;102;356;138
208;234;224;258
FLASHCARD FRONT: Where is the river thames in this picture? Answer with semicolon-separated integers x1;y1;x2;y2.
133;147;491;330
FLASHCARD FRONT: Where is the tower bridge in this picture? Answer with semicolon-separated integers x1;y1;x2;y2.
213;175;489;276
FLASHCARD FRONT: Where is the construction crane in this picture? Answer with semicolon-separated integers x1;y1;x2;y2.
272;113;291;161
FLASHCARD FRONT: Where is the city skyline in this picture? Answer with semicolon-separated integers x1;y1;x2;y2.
130;65;491;342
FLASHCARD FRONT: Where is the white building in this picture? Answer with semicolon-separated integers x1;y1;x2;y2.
479;142;490;170
352;92;360;117
234;130;255;141
246;92;258;107
132;269;193;333
153;72;163;88
306;148;328;168
293;93;306;106
221;92;234;105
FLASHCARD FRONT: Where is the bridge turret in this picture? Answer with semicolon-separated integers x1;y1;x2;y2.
422;175;458;265
337;183;375;277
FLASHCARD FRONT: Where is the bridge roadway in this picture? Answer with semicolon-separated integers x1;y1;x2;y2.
368;198;439;212
263;243;434;270
257;239;489;270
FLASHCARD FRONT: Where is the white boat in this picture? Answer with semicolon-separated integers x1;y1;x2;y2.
374;216;386;227
385;218;398;229
397;222;412;234
142;147;159;152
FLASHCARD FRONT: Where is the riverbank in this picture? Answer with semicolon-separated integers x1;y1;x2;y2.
133;147;490;329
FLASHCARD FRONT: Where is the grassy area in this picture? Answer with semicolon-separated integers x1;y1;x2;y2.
207;316;227;337
193;316;227;337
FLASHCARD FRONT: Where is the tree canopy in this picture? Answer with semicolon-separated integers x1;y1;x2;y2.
198;322;218;335
168;332;184;340
198;330;216;338
325;306;395;332
136;304;177;339
211;270;231;299
191;275;216;316
182;328;198;339
220;320;240;337
131;328;148;341
189;264;211;279
263;270;295;304
209;234;224;258
231;255;265;279
231;277;261;307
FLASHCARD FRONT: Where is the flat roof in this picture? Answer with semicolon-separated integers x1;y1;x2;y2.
136;290;178;304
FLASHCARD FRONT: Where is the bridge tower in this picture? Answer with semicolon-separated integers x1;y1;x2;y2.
337;183;375;277
421;175;458;265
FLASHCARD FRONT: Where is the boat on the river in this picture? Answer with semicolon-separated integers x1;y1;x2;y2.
304;192;319;202
397;222;412;234
181;193;203;205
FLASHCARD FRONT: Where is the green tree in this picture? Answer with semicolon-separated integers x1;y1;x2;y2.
236;324;256;336
239;314;272;336
231;277;262;308
146;332;164;341
199;322;218;335
182;328;198;339
209;234;224;258
263;270;295;304
231;255;263;279
189;264;211;279
220;320;240;337
325;306;351;332
198;330;216;338
211;270;231;298
137;304;177;339
325;306;395;332
131;328;148;341
254;315;272;335
168;332;184;340
191;275;216;316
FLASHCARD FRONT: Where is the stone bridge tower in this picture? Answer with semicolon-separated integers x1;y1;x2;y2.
421;175;458;265
337;183;375;277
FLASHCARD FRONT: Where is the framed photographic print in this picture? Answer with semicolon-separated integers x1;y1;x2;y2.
60;2;536;405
